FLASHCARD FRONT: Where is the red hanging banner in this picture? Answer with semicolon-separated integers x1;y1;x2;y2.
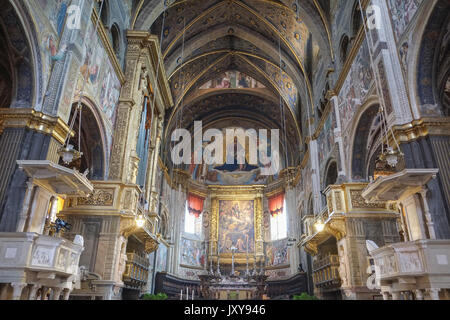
188;193;204;218
268;193;285;217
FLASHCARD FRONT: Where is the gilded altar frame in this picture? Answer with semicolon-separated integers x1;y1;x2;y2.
208;185;265;265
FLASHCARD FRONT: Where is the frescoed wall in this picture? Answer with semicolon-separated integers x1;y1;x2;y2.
189;126;281;185
388;0;424;41
156;244;168;273
317;111;336;171
78;22;121;127
180;238;205;268
265;268;292;280
200;71;265;89
337;38;374;149
265;239;289;267
218;200;255;254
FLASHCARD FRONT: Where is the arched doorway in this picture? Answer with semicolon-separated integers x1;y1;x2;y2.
350;104;382;181
0;2;36;109
61;103;106;180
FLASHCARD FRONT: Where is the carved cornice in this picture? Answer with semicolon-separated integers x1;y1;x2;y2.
0;108;72;144
391;117;450;143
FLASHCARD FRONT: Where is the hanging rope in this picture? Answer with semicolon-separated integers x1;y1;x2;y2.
277;30;290;183
357;0;402;155
64;0;106;150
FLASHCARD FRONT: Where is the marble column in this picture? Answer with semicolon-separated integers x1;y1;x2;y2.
415;289;424;300
428;288;440;300
391;291;401;300
50;287;63;300
16;179;34;232
28;284;41;300
11;283;27;300
63;289;72;300
40;287;49;300
0;284;9;300
419;189;436;239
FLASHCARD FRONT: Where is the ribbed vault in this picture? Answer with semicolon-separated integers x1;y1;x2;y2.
131;0;333;161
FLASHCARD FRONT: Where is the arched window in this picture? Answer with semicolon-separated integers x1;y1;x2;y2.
325;161;338;187
340;35;350;64
62;103;105;180
269;197;287;241
99;1;109;27
352;2;362;36
184;201;202;236
351;104;381;181
111;23;121;57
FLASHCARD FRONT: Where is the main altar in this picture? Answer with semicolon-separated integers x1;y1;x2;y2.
198;185;268;300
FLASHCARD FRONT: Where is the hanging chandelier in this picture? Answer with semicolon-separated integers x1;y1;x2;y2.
356;0;403;181
59;0;105;167
58;143;82;165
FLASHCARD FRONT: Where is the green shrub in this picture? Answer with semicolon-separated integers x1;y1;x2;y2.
141;293;168;300
293;292;319;300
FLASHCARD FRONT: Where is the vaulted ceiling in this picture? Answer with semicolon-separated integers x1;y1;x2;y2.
132;0;334;160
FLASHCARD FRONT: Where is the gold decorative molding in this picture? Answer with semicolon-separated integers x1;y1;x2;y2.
144;238;159;254
325;217;346;241
391;117;450;143
208;185;265;261
77;188;115;206
0;108;72;144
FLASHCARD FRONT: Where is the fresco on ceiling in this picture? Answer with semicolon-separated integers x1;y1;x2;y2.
337;38;374;135
218;200;255;254
317;110;336;170
265;239;289;267
180;238;205;268
247;57;299;111
244;0;318;65
189;126;281;185
387;0;424;41
152;0;316;80
200;71;265;89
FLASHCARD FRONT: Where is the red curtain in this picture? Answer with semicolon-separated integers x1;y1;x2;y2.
268;193;285;217
188;193;204;218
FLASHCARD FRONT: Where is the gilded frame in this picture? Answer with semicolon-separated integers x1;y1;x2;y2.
208;185;265;264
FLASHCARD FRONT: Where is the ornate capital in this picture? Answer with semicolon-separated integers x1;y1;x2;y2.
0;108;72;144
